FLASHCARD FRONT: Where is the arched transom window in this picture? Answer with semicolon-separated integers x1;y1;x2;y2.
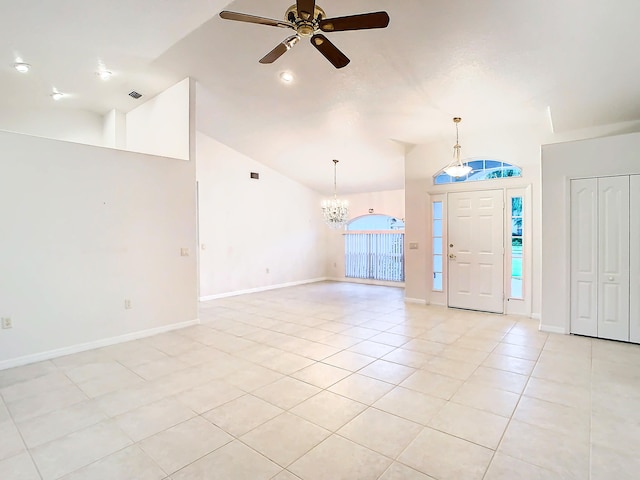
434;159;522;185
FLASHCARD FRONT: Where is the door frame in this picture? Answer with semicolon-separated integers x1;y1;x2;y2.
427;185;532;317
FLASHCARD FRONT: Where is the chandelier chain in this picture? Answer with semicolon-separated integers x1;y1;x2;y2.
333;159;338;198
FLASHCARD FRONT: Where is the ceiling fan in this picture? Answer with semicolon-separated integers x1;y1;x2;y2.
219;0;390;69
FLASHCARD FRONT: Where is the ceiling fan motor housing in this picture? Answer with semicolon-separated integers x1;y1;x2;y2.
285;4;325;37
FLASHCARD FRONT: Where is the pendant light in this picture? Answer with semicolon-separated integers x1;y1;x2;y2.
443;117;472;178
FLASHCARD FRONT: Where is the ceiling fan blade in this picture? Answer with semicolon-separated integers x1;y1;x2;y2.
319;11;390;32
219;11;294;29
259;35;300;64
311;34;350;69
296;0;316;21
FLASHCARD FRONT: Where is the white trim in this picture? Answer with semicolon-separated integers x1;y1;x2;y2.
0;318;200;371
328;277;405;288
199;278;328;301
404;297;427;305
531;313;541;320
539;324;567;335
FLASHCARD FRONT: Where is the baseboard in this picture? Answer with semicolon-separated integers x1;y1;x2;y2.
199;278;328;301
539;324;567;334
404;297;427;305
0;318;201;371
531;313;541;320
326;277;406;288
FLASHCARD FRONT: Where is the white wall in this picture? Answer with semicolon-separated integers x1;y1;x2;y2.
103;109;126;149
326;189;405;283
404;127;544;314
196;131;328;299
540;131;640;333
126;78;190;160
0;130;198;368
0;107;104;146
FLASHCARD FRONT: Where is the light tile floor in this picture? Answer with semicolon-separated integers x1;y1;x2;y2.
1;282;640;479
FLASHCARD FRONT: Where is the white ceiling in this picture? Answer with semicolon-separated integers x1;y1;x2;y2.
2;0;640;194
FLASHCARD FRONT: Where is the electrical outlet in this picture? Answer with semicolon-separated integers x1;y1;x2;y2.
1;317;12;329
124;299;132;310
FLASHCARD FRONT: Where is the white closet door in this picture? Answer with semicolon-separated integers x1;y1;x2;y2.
597;176;630;341
570;179;598;337
630;175;640;344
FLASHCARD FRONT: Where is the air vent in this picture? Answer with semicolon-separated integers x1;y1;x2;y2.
128;91;142;99
250;172;259;179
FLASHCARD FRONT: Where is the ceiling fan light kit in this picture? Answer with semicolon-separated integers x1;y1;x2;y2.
219;1;389;69
443;117;473;178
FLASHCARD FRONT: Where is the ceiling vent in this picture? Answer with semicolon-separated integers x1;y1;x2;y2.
128;90;142;99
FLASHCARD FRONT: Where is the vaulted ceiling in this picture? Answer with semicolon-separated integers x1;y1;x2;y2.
2;0;639;194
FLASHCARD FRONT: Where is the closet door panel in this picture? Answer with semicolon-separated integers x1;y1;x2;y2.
630;175;640;344
571;179;598;337
597;176;630;342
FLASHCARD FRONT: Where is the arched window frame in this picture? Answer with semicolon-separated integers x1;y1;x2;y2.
344;213;405;282
346;214;405;232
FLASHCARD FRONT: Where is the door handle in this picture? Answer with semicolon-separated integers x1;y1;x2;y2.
449;254;456;259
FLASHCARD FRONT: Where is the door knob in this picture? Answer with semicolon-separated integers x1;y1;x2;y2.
608;276;614;281
449;254;456;259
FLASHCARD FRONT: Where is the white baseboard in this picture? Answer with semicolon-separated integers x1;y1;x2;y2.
199;278;328;302
531;313;542;320
0;318;200;371
326;277;406;288
539;324;567;334
404;297;427;305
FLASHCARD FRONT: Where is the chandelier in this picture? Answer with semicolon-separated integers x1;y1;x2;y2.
443;117;472;178
321;159;349;229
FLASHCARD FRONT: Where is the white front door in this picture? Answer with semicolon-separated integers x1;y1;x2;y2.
447;190;504;313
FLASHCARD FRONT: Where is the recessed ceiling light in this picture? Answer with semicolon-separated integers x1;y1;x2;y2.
279;71;294;83
96;69;112;81
51;91;65;101
13;62;31;73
